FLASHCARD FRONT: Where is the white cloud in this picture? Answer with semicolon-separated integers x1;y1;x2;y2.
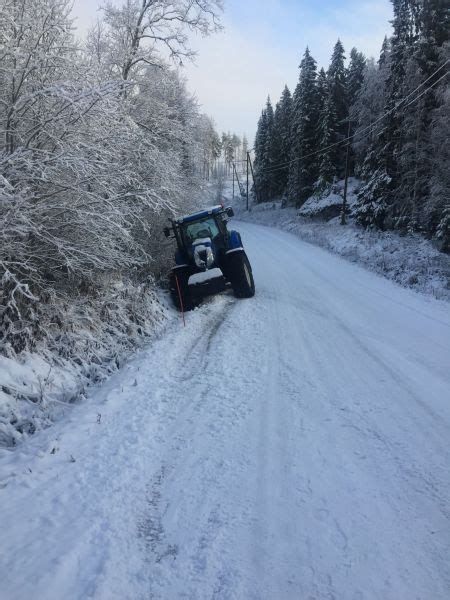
70;0;393;143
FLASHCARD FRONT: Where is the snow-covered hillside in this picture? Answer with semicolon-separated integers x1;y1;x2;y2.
1;222;449;599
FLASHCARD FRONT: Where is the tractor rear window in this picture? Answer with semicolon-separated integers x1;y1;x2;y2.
182;218;220;244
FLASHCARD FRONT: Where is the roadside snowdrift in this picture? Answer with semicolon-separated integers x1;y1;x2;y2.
0;282;168;447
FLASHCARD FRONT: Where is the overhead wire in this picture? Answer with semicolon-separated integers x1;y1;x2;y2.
256;59;449;176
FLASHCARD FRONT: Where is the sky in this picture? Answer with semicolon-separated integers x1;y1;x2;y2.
71;0;393;144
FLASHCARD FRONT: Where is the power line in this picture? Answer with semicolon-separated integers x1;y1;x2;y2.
257;60;449;176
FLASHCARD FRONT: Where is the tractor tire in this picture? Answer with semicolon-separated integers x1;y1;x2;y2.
226;251;255;298
169;267;195;311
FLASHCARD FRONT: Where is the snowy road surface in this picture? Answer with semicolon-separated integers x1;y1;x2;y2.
1;222;450;600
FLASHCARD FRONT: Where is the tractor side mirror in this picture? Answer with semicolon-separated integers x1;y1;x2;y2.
163;227;171;238
226;207;234;218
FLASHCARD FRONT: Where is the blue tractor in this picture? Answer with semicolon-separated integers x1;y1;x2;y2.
164;204;255;310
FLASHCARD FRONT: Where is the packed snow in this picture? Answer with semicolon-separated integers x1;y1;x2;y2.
1;222;449;599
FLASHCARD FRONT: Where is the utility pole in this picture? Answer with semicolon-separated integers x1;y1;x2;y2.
341;120;352;225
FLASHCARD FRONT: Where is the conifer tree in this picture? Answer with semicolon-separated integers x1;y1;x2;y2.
287;48;318;206
327;39;348;178
351;58;388;172
355;40;393;228
253;108;268;202
262;98;276;200
346;48;366;175
317;86;338;193
316;68;328;117
254;98;276;202
395;0;450;243
378;36;390;67
383;0;419;224
272;85;293;198
347;48;366;109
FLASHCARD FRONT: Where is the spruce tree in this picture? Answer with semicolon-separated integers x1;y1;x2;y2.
347;48;366;175
347;48;366;109
412;0;449;238
272;85;293;198
383;0;450;234
378;36;390;67
356;1;418;230
263;98;276;201
351;58;388;173
355;39;393;228
327;39;348;178
382;0;419;228
316;68;328;117
254;97;276;202
287;48;319;206
317;86;338;194
253;107;268;202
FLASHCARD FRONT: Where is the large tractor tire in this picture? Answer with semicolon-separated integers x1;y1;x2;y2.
226;251;255;298
169;267;196;311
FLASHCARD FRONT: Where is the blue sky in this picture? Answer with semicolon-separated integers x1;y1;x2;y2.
71;0;393;143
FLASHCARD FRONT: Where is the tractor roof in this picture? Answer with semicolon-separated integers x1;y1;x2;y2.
175;205;224;225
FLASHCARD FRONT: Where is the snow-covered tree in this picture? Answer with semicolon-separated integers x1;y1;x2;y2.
354;41;392;228
98;0;222;83
272;85;293;198
327;39;348;178
316;87;338;194
347;48;366;109
287;48;318;206
351;58;388;172
254;97;277;202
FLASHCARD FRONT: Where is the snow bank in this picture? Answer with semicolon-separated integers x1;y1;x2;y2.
0;281;169;447
233;182;450;302
298;178;359;219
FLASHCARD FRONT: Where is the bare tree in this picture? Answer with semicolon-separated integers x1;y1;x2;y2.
99;0;223;84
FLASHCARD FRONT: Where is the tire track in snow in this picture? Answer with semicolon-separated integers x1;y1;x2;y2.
1;222;450;600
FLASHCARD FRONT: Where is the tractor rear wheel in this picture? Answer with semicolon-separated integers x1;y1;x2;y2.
169;267;195;311
226;251;255;298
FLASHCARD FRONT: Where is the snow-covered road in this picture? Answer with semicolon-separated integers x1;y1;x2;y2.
1;222;450;600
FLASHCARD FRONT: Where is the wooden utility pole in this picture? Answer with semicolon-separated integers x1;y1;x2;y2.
341;120;352;225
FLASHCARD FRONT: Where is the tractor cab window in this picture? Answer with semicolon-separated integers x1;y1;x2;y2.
182;217;220;245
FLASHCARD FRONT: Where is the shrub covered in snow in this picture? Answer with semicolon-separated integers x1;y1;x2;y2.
0;281;169;447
